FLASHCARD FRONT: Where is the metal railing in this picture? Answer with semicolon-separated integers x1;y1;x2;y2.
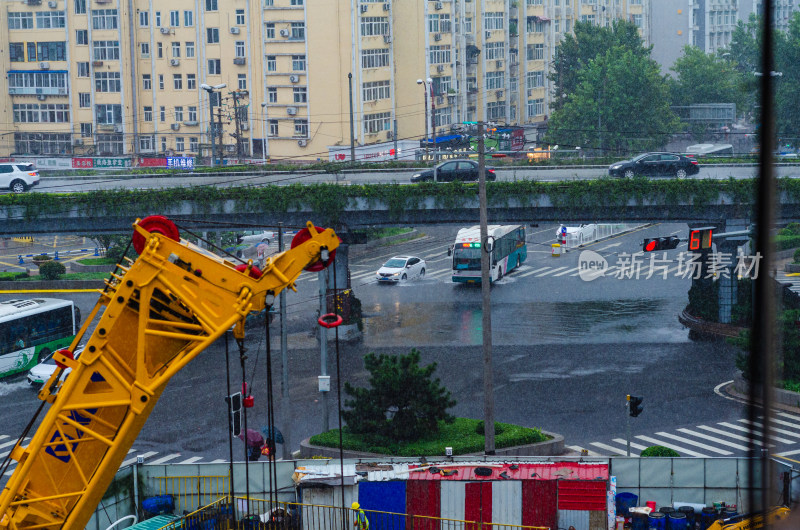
151;475;230;515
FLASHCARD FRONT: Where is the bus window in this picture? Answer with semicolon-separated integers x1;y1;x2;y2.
453;247;481;270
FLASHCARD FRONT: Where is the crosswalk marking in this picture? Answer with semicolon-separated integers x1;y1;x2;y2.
534;266;569;277
775;448;800;457
120;451;158;467
766;417;800;432
651;432;733;455
567;445;603;456
696;425;770;447
589;442;632;456
210;459;228;464
676;428;752;451
777;412;800;422
552;267;577;277
718;422;796;444
740;419;800;439
613;438;648;451
0;438;23;451
147;453;183;465
177;456;204;464
427;269;452;278
635;435;710;457
517;267;551;278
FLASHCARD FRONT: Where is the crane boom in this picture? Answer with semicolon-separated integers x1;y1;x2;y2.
0;218;339;530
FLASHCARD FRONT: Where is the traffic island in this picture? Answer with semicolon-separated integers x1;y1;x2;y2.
678;308;747;340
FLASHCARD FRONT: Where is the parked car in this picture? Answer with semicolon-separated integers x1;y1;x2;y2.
608;152;699;178
0;163;40;193
411;160;497;183
27;347;83;387
238;230;276;246
375;256;427;283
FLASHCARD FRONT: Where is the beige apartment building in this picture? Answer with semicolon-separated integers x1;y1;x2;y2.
0;0;647;163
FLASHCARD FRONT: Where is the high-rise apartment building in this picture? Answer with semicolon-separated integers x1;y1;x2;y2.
0;0;647;162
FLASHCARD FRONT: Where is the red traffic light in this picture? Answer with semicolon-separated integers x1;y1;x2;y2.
644;239;657;252
642;236;680;252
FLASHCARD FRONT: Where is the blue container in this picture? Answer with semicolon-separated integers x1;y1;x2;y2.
616;492;639;517
649;512;667;530
668;512;688;530
699;507;718;530
632;513;649;530
659;507;675;530
678;506;695;530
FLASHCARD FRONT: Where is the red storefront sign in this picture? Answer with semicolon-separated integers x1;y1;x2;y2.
137;157;167;167
72;158;94;168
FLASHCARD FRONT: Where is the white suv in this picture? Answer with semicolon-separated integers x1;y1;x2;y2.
0;163;40;193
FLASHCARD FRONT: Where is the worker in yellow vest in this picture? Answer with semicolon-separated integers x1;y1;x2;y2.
351;502;369;530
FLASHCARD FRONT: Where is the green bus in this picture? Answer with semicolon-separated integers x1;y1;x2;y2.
0;298;79;379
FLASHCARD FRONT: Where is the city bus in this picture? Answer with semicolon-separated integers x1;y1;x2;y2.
0;298;79;379
450;225;527;283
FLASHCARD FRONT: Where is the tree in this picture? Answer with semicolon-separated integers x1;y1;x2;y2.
669;46;748;112
550;20;649;114
39;260;66;281
342;349;456;442
545;47;680;155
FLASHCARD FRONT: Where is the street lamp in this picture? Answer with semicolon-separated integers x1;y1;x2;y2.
417;78;436;161
261;102;268;164
200;83;226;167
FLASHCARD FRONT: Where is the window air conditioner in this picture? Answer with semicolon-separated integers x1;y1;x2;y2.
383;3;390;10
279;29;290;37
241;123;249;131
171;123;180;131
591;5;597;11
225;145;236;153
434;33;442;41
297;139;307;147
435;2;443;10
436;64;445;73
114;124;123;132
496;59;502;68
286;106;297;115
37;94;47;101
170;58;180;66
230;27;240;34
161;27;172;35
386;130;393;139
39;62;50;69
289;75;299;83
233;57;246;65
360;5;368;13
485;30;492;39
383;35;391;43
48;0;57;7
437;96;444;105
496;90;503;98
73;139;83;146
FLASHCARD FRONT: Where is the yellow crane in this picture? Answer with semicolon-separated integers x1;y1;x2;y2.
706;505;790;530
0;216;339;530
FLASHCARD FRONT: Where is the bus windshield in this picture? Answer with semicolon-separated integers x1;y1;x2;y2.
453;247;482;270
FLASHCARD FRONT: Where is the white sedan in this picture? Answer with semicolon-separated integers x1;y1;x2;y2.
27;347;83;387
555;224;597;247
238;230;276;246
376;256;427;283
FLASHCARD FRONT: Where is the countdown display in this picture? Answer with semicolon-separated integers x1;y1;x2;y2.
689;228;713;250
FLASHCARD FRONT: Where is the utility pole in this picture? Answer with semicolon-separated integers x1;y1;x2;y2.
279;223;291;459
478;121;495;455
348;73;356;164
430;84;437;162
216;106;224;166
319;269;329;432
232;91;243;162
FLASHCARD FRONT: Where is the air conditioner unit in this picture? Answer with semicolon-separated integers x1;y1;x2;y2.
25;0;41;5
73;139;83;146
436;64;445;73
286;106;297;115
230;27;240;34
435;2;443;10
386;130;393;139
47;0;57;7
360;4;368;13
527;88;533;97
297;139;307;147
485;30;492;39
160;27;171;34
591;5;597;11
92;61;103;67
183;121;198;126
434;33;442;41
171;123;180;131
170;58;180;66
279;29;290;37
496;90;503;98
496;59;503;68
37;94;47;101
241;123;249;131
39;61;50;70
113;124;123;133
233;57;246;65
383;3;390;11
383;35;392;43
95;0;111;3
225;145;236;153
437;96;444;105
289;74;299;83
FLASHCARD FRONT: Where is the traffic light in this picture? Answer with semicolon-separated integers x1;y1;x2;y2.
628;395;643;417
643;236;680;252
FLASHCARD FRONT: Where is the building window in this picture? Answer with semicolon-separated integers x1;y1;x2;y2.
160;106;166;122
30;42;68;61
14;133;71;155
12;104;38;123
361;48;389;68
39;104;70;124
486;71;504;90
578;14;596;26
139;11;149;27
184;11;194;27
207;28;219;43
9;43;24;62
432;76;451;95
526;71;544;89
433;106;451;128
290;0;303;5
190;137;198;151
268;120;278;137
161;137;167;151
268;88;277;103
91;9;118;30
236;9;245;25
206;0;218;11
364;112;391;134
527;43;544;61
361;17;389;36
428;45;450;64
293;87;307;103
176;137;185;151
159;74;164;90
527;98;544;116
155;11;161;26
8;71;68;94
267;56;277;71
186;42;195;57
169;10;180;27
140;43;150;58
266;23;275;38
487;101;506;120
96;104;123;124
77;62;90;77
293;119;308;138
143;106;153;121
238;74;247;90
140;135;154;152
173;74;183;89
9;12;34;30
93;41;120;61
36;11;66;29
81;123;92;137
235;41;246;57
95;72;121;92
363;80;390;102
96;134;123;155
484;12;504;30
291;22;305;39
291;55;306;71
157;42;163;58
187;74;196;90
632;14;642;28
188;107;197;121
75;0;86;15
172;42;181;57
527;0;543;4
79;93;91;108
175;107;184;121
208;59;221;75
485;42;505;60
427;13;451;33
265;0;274;6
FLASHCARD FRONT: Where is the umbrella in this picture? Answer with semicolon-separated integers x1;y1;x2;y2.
261;425;285;444
239;428;264;448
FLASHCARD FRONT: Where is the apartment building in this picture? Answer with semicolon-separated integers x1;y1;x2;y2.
0;0;648;162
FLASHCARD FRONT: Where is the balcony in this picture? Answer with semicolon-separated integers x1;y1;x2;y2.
9;87;68;96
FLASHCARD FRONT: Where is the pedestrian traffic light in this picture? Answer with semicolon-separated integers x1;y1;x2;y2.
628;395;643;417
226;392;242;437
643;236;680;252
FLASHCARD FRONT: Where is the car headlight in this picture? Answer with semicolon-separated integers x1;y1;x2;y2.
412;173;421;179
611;164;622;170
393;272;400;276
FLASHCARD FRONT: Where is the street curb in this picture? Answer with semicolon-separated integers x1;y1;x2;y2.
730;371;800;411
0;279;105;290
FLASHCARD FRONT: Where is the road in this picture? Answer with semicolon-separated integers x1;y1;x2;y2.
0;222;779;480
24;164;800;193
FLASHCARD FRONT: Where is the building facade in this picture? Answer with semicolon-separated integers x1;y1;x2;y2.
0;0;647;163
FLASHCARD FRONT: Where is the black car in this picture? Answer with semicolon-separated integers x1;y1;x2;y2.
608;152;700;178
411;160;497;183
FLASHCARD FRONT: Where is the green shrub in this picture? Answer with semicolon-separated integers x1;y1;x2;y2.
0;271;29;281
38;260;66;280
794;248;800;264
641;445;680;457
475;421;505;436
33;254;51;262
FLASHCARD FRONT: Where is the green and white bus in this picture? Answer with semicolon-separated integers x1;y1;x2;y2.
0;298;79;379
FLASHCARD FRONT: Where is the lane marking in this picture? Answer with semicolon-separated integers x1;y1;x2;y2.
766;417;800;432
739;419;800;439
567;445;603;456
534;266;569;277
612;438;648;451
147;453;184;465
717;421;795;444
121;451;158;467
635;435;710;457
652;432;733;455
589;442;631;456
553;267;579;277
676;428;751;451
176;456;204;464
696;425;770;447
517;267;552;278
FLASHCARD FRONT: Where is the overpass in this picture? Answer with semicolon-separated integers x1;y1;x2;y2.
0;179;795;235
